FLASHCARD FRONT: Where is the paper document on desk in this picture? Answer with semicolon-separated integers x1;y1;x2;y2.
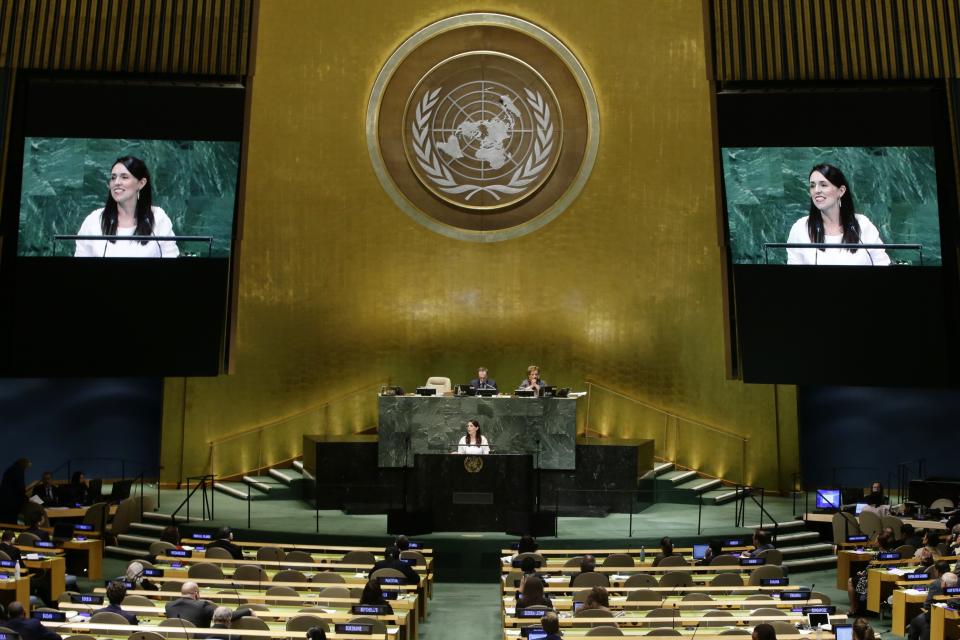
905;588;927;595
887;568;908;575
29;495;44;505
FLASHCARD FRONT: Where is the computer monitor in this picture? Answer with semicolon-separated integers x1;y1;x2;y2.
692;543;709;560
110;479;133;501
815;489;841;509
808;612;830;628
855;503;868;515
87;478;103;503
834;624;853;640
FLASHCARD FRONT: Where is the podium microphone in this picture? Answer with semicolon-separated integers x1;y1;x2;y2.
846;222;874;266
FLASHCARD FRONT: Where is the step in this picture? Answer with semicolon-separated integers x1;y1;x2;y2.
214;481;264;501
142;511;188;525
780;543;835;558
774;530;820;546
675;478;723;494
747;519;805;531
701;488;747;505
657;470;698;486
116;534;162;549
652;462;675;477
105;545;151;560
268;468;305;485
243;475;291;494
292;460;304;473
783;554;838;572
129;522;166;535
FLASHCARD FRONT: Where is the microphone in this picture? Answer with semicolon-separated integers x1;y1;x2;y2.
658;584;679;628
845;221;873;265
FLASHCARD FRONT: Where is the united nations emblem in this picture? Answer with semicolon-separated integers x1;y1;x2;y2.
463;456;484;473
367;13;599;241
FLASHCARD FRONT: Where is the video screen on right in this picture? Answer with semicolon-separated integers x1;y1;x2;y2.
716;85;960;386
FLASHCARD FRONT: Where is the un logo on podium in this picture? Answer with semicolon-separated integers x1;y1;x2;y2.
368;13;599;241
463;456;484;474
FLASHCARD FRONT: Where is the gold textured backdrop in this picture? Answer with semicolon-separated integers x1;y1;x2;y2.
160;0;799;490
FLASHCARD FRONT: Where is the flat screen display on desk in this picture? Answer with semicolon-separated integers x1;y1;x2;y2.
715;85;960;385
815;489;841;510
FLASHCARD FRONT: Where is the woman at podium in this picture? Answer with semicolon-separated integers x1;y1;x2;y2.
456;419;489;455
75;156;180;258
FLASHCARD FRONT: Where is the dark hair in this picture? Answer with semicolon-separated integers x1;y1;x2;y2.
870;481;883;494
70;470;85;485
877;531;895;551
935;561;952;577
925;531;941;546
753;622;777;640
520;556;537;574
101;156;155;245
360;577;386;606
106;580;127;605
305;627;327;640
708;539;723;557
755;529;772;546
160;526;180;545
394;535;409;551
519;575;549;607
215;526;232;540
383;545;398;560
902;523;915;535
807;163;861;252
1;530;14;543
541;611;560;634
853;618;875;640
580;555;596;573
465;419;482;446
584;585;609;609
7;601;24;619
517;535;538;554
660;536;673;555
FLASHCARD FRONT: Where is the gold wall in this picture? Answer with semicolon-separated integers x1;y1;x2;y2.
160;0;800;490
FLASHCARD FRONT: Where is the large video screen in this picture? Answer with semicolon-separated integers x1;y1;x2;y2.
716;85;960;386
722;146;940;266
18;137;239;258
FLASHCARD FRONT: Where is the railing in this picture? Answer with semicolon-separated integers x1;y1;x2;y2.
584;381;749;484
205;380;386;478
734;485;779;542
171;475;215;522
896;458;926;503
48;456;161;509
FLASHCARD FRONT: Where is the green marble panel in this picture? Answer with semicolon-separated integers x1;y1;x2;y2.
18;137;240;257
721;146;941;265
378;395;578;469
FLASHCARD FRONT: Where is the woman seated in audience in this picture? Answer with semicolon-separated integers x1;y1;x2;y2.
753;623;777;640
124;560;159;591
359;577;393;613
653;536;678;566
517;535;538;555
579;586;611;614
847;529;896;615
515;575;552;611
914;531;943;561
63;471;90;505
864;481;888;507
853;618;876;640
699;539;726;566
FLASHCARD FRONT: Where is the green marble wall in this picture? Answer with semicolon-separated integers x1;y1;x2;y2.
18;137;240;257
722;146;941;265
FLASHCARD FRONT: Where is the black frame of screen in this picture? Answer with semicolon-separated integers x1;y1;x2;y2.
715;81;960;386
0;72;245;376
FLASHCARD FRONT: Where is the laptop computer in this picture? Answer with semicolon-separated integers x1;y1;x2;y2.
692;543;709;560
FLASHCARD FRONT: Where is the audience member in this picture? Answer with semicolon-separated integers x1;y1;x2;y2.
124;560;159;591
907;570;957;640
23;510;50;542
653;536;678;566
206;606;235;640
359;577;393;613
394;535;410;552
61;471;89;506
0;459;30;524
580;586;611;613
540;611;562;640
515;574;552;611
748;529;775;557
864;481;888;507
371;545;420;585
160;525;181;546
4;601;61;640
568;555;597;586
914;531;942;560
207;526;243;560
517;535;538;554
164;581;251;627
752;622;777;640
853;618;876;640
95;581;139;624
31;472;58;506
901;524;923;549
306;627;327;640
0;530;22;564
700;539;725;565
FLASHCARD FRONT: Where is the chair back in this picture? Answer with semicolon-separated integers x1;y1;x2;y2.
575;607;613;619
702;609;733;618
128;633;166;640
658;555;689;567
719;629;751;635
748;564;784;586
187;562;224;580
571;571;609;588
284;550;313;564
895;544;915;557
770;621;800;635
644;608;678;628
342;550;376;564
149;541;176;558
371;567;406;581
16;531;40;546
515;552;545;565
256;546;285;562
89;611;131;625
424;376;452;394
859;510;882;538
832;512;862;542
349;617;387;634
750;607;787;617
810;591;832;605
658;572;693;588
710;554;741;566
881;515;904;539
931;498;955;510
625;589;660;607
710;573;743;587
564;555;585;567
265;586;300;597
317;586;351;600
82;502;108;533
623;573;658;588
646;629;682;636
233;564;269;582
311;571;346;583
122;595;156;607
586;626;624;637
602;553;635;567
400;550;426;566
285;615;328;632
203;546;233;560
232;617;270;630
108;498;136;536
756;549;783;566
274;569;308;582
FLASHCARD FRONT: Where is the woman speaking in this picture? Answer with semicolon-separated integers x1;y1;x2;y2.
75;156;180;258
456;419;490;455
786;163;890;266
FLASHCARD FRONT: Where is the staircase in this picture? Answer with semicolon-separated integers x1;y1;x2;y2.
105;511;188;561
646;461;746;505
213;460;306;502
747;520;837;573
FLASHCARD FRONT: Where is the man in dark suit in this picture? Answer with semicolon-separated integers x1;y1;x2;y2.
94;581;139;624
0;458;30;524
32;472;58;506
747;530;775;558
540;611;563;640
164;581;251;627
469;367;498;392
4;601;62;640
206;526;243;560
0;529;23;565
568;554;597;587
371;545;420;585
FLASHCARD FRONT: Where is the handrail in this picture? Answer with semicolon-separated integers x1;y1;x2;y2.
171;475;214;522
584;381;749;444
206;380;387;448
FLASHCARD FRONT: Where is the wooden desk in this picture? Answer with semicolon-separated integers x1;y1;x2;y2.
62;538;104;579
43;620;389;640
184;540;434;556
502;611;847;628
502;632;831;639
22;555;66;600
45;505;117;520
0;575;33;615
867;567;933;613
804;512;947;530
931;604;960;640
891;588;928;636
502;595;828;612
836;549;874;589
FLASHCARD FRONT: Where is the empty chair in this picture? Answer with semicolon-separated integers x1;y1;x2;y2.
565;555;586;567
710;573;743;588
586;626;624;637
217;590;248;603
625;589;661;608
63;635;97;640
895;544;915;557
859;510;882;539
719;629;752;635
159;617;197;636
297;606;328;614
286;616;328;632
646;630;682;636
128;633;165;640
284;550;313;564
0;550;9;561
187;562;224;580
89;611;130;625
266;586;300;597
658;555;689;567
161;581;184;594
424;376;452;395
82;502;108;534
750;607;787;617
232;617;270;631
744;594;774;601
810;591;832;605
756;549;783;566
602;553;635;568
659;572;693;588
317;586;351;600
644;608;680;628
233;564;269;582
881;515;904;540
400;550;426;566
121;595;156;607
505;569;523;588
575;607;614;619
936;543;951;556
273;569;308;582
204;546;234;560
246;603;270;612
702;609;733;618
710;554;741;566
341;550;376;564
623;573;658;588
310;571;346;584
58;591;81;603
515;552;546;565
573;589;593;603
371;567;406;581
149;541;176;558
348;617;387;634
572;571;609;588
832;512;862;543
931;498;954;511
256;546;285;562
681;593;713;606
16;532;40;546
770;621;800;636
748;564;784;586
